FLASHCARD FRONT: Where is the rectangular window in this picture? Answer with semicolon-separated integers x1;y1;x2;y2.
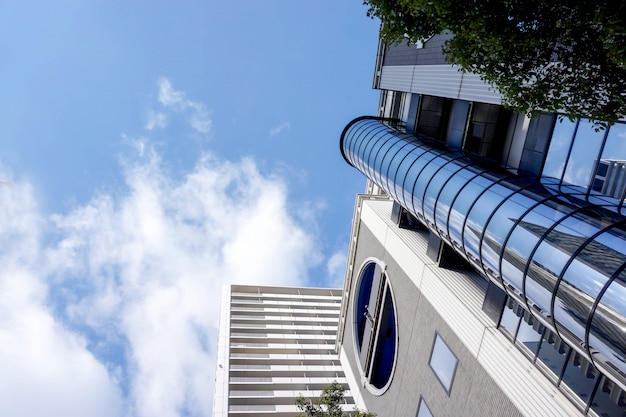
416;95;453;141
463;103;512;162
535;330;569;380
519;113;556;176
560;352;597;405
499;297;522;340
542;118;577;180
429;333;458;395
416;397;434;417
562;119;604;188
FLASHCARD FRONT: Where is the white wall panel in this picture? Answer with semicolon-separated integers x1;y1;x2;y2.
478;329;583;417
360;202;388;246
419;266;486;356
380;64;503;105
457;72;502;104
379;65;415;93
410;65;464;98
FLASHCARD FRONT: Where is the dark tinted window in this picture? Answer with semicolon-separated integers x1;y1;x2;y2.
417;95;453;141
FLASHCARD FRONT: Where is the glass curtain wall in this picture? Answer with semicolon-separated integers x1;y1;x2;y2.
340;117;626;389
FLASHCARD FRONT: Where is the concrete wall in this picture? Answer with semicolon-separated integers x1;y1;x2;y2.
341;222;523;417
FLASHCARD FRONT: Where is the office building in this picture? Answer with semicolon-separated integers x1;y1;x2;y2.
593;160;626;200
212;285;353;417
337;36;626;417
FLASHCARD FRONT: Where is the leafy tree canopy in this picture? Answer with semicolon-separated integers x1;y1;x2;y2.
365;0;626;128
295;381;376;417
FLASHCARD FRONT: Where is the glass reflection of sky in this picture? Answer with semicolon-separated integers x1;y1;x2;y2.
542;119;577;179
342;117;626;378
601;123;626;160
543;120;626;201
429;335;458;393
481;201;525;275
563;120;605;187
525;241;570;312
598;271;626;318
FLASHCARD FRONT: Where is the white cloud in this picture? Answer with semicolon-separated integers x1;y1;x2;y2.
157;78;185;109
188;102;212;135
0;142;322;417
269;121;291;137
156;78;212;135
144;109;168;131
325;246;348;288
0;177;123;417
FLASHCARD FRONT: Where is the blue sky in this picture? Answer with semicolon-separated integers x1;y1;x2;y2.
0;2;379;416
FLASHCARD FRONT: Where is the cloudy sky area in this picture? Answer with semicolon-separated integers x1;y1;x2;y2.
0;2;379;416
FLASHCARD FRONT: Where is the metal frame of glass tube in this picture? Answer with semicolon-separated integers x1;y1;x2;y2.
340;116;626;390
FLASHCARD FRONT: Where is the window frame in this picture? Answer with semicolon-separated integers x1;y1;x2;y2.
353;257;399;396
416;397;434;417
428;333;459;395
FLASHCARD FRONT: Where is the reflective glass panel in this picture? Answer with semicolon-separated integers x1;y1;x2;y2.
405;152;438;214
481;194;532;277
499;299;522;339
598;122;626;200
563;120;605;188
516;315;542;356
397;149;432;210
561;352;597;406
416;398;434;417
601;123;626;160
542;118;577;180
525;239;570;314
536;331;569;378
350;122;376;171
429;334;458;394
423;164;461;227
413;156;447;210
356;125;385;175
355;263;377;353
502;199;570;295
448;176;491;247
364;132;387;180
590;376;626;417
434;168;476;237
464;187;515;262
553;224;620;344
388;145;421;204
502;226;542;293
374;136;403;187
588;270;626;378
382;140;413;198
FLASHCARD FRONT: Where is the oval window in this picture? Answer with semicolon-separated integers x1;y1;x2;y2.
354;259;398;394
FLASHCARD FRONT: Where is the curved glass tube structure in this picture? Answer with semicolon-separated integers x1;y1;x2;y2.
340;116;626;387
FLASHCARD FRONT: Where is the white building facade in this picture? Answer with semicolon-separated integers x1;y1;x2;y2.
213;284;353;417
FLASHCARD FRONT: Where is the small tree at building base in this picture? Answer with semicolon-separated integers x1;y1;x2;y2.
295;381;376;417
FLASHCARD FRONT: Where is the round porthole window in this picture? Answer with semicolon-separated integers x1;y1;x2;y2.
354;259;398;394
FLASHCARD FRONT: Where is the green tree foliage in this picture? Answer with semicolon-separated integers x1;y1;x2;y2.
364;0;626;128
295;381;376;417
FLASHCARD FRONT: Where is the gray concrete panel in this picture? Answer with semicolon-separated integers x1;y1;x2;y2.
383;34;452;67
344;221;523;417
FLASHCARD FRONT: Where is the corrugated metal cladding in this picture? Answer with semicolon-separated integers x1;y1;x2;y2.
380;64;502;104
478;329;579;417
382;33;452;66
